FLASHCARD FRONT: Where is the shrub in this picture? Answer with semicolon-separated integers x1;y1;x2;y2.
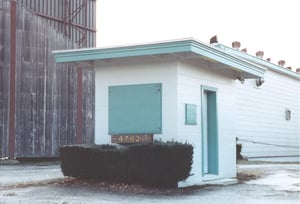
60;144;126;182
126;142;193;187
60;142;193;187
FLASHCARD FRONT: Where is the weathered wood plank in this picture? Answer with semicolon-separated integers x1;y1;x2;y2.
0;0;95;158
0;1;10;158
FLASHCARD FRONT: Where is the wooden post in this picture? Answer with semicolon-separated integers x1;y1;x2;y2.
76;68;83;144
8;0;17;159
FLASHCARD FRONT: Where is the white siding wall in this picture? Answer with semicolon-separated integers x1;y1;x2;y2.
95;56;178;144
94;56;238;185
177;59;237;185
236;70;300;160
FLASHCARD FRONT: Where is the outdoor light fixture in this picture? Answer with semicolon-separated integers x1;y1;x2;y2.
237;76;245;84
286;109;291;121
255;77;265;87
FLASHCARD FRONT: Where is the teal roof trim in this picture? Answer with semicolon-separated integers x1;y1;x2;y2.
214;44;300;80
53;39;265;78
53;40;192;63
190;41;265;77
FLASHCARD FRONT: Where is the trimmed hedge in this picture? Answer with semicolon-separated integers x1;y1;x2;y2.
60;142;193;187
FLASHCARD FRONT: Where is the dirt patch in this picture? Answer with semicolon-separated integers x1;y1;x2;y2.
53;178;205;196
237;172;259;183
1;169;264;196
237;169;265;183
1;177;201;196
0;178;70;191
1;162;275;196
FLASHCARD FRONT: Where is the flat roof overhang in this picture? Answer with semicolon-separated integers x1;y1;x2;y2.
53;38;266;79
213;44;300;80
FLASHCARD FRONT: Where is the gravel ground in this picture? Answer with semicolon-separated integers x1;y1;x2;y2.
0;161;299;204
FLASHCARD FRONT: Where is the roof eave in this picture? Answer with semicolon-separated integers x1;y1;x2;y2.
190;41;265;78
53;39;265;78
213;44;300;80
53;40;192;63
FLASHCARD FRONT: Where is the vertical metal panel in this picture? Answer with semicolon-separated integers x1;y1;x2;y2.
76;68;83;144
15;0;96;47
0;0;11;158
8;0;17;159
82;68;95;144
0;0;95;158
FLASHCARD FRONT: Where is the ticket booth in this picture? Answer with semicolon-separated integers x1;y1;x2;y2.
53;39;265;186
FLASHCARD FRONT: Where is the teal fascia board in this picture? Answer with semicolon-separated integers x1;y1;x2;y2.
190;41;265;78
53;39;265;78
54;40;192;63
214;44;300;80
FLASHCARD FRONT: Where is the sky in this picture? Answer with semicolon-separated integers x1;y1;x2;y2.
96;0;300;71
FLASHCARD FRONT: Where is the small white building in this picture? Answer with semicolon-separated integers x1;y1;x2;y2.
53;39;265;186
213;44;300;161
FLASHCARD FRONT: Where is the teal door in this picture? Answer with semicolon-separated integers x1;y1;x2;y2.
201;86;219;175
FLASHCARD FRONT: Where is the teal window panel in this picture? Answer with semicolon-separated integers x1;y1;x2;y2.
185;104;197;125
109;83;162;135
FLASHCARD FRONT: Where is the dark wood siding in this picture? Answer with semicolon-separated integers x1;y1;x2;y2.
16;0;96;47
0;0;94;158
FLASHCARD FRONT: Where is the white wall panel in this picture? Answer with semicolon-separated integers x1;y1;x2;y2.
177;59;237;185
236;69;300;159
94;56;238;186
95;56;178;144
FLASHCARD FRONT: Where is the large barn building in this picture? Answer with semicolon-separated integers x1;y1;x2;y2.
0;0;96;159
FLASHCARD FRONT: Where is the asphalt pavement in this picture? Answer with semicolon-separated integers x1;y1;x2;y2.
0;161;299;204
0;161;63;187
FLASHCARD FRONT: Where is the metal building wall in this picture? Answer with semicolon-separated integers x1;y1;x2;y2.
0;0;10;159
0;0;94;158
16;0;96;47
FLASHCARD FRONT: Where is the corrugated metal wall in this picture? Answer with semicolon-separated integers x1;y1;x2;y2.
0;0;95;158
16;0;96;47
0;0;10;158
